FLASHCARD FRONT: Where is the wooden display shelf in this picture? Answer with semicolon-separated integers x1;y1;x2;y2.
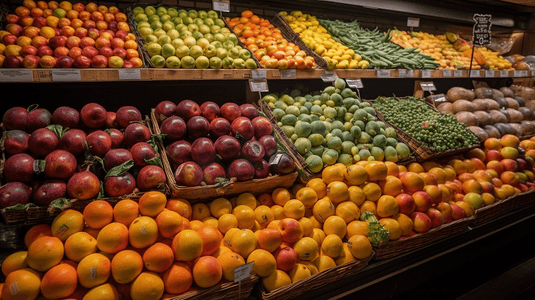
0;68;532;83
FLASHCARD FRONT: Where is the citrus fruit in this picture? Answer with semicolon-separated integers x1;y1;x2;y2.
113;199;140;226
347;234;372;259
320;234;343;258
40;262;78;299
129;216;158;249
77;253;111;288
155;209;184;239
138;191;167;217
97;222;129;254
27;236;64;272
217;251;245;281
83;200;114;229
262;269;291;292
1;251;28;277
143;242;175;273
293;237;319;261
162;262;193;294
24;224;51;248
64;231;98;262
192;256;223;288
51;209;84;241
111;250;144;284
2;268;41;300
83;283;119;300
172;229;203;262
130;271;165;300
247;249;277;277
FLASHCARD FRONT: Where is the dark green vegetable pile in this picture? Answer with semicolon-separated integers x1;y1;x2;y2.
373;96;479;151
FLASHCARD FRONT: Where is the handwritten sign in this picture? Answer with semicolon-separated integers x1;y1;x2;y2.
377;69;391;78
442;69;452;77
52;69;81;81
473;14;492;46
421;69;432;78
398;69;413;78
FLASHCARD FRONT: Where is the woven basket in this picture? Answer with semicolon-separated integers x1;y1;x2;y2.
255;253;373;300
171;275;259;300
150;109;298;202
512;189;535;208
471;196;518;227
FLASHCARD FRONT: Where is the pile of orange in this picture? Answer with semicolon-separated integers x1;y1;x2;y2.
226;10;316;69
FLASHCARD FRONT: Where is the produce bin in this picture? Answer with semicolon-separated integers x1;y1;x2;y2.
471;195;523;227
170;275;259;300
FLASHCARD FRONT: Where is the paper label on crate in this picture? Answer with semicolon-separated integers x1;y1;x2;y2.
500;70;509;77
522;70;529;77
321;71;338;82
421;69;432;78
118;69;141;80
234;262;254;283
454;70;463;77
420;81;436;92
514;70;523;77
346;79;364;89
442;69;452;77
485;69;495;78
251;69;267;79
52;69;81;82
212;0;230;12
399;69;413;78
430;93;447;104
376;69;391;78
470;70;480;77
249;79;268;92
0;69;33;82
281;69;296;79
407;17;420;28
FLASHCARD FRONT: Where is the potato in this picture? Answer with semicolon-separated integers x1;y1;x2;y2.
486;99;501;111
505;97;520;110
437;102;454;114
452;100;475;113
446;87;473;102
474;111;492;126
488;110;508;123
455;111;479;126
506;108;524;123
468;126;489;143
471;99;490;111
483;125;501;138
474;87;494;99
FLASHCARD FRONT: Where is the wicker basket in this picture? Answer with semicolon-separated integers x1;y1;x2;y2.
471;196;519;227
150;109;298;202
373;216;473;260
171;275;259;300
255;253;373;300
512;189;535;208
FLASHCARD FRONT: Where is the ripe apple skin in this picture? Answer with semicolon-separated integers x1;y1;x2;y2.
277;218;304;244
200;101;220;122
273;245;298;272
80;102;107;128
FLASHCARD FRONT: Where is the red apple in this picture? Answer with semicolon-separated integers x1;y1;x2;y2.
202;162;226;185
175;161;203;186
176;99;201;121
191;137;216;166
231;117;254;140
91;54;108;68
81;102;107;128
187;116;210;139
54;46;70;57
220;102;241;122
200;101;220;122
73;55;91;68
58;128;87;156
239;103;259;120
22;54;40;68
56;55;74;68
227;158;255;181
209;117;231;140
395;193;416;215
258;135;278;159
251;116;273;139
277;218;303;244
214;135;241;161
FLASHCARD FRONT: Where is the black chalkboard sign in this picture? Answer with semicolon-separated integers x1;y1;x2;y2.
473;14;492;46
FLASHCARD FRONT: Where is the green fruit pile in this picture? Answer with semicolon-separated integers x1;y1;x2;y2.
132;6;258;69
372;96;479;152
263;79;411;173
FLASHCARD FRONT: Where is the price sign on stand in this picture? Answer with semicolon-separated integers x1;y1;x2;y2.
420;81;437;93
470;70;480;78
485;69;495;78
249;79;268;92
473;14;492;46
430;93;447;104
454;70;463;77
320;71;338;82
346;79;364;89
234;262;254;283
212;0;230;12
407;17;420;29
500;70;509;77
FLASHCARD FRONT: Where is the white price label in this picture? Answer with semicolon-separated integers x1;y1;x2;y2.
346;79;363;89
485;70;495;78
320;71;338;82
249;79;268;92
522;70;529;77
470;70;480;78
500;70;509;77
251;69;267;79
52;69;81;81
377;69;391;78
399;69;413;78
430;93;447;103
280;69;296;79
0;69;34;82
212;0;230;12
514;70;523;77
442;69;452;77
407;17;420;28
118;69;141;80
234;262;254;283
421;69;432;78
420;81;436;92
454;70;463;77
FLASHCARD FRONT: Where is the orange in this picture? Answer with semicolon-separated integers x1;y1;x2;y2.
298;217;314;237
64;231;98;262
365;161;388;181
97;222;129;254
192;256;223;289
241;10;253;18
272;188;291;206
322;216;347;239
257;193;275;206
379;218;402;240
393;213;414;236
111;250;143;284
230;228;257;259
362;182;382;202
162;262;193;295
83;283;119;300
130;271;165;300
306;178;327;199
84;226;100;239
400;172;425;193
335;243;357;266
428;167;447;184
203;216;218;229
189;220;204;231
283;199;306;219
293;237;319;261
295;187;318;208
155;209;184;239
143;242;174;273
83;200;114;229
379;175;403;197
384;161;400;177
335;201;360;223
233;205;255;229
218;213;239;234
447;159;467;175
27;236;64;272
113;199;139;226
254;205;275;228
346;220;369;239
197;226;223;256
247;249;276;277
166;198;192;220
501;134;520;148
77;253;111;288
376;195;399;218
347;234;372;259
262;269;291;292
348;186;366;206
321;234;343;258
2;268;41;300
129;216;158;249
312;198;335;223
172;229;203;262
407;162;425;173
192;203;211;221
40;262;78;299
326;181;349;204
359;200;377;216
51;209;84;241
24;223;51;248
217;252;245;282
2;251;28;277
322;164;346;184
209;198;233;218
138;191;167;218
271;205;285;220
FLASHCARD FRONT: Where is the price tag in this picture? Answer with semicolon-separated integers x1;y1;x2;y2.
0;69;34;82
430;93;447;104
514;70;523;77
212;0;230;12
485;69;495;78
522;70;529;77
470;70;480;77
420;81;436;92
454;70;463;77
249;79;268;92
118;69;141;80
234;262;254;283
500;70;509;77
398;69;413;78
320;71;338;82
52;69;81;81
346;79;363;89
442;69;452;77
407;17;420;28
473;14;492;46
251;69;267;79
280;69;296;79
421;69;432;78
376;69;391;78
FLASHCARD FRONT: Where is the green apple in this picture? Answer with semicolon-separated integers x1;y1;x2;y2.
175;44;190;58
146;42;162;57
151;55;166;68
211;41;222;49
182;17;193;25
178;10;188;19
228;33;238;46
204;44;217;58
209;56;222;69
176;24;187;32
137;21;151;28
160;14;171;23
179;30;192;39
195;55;209;69
239;49;251;60
223;40;234;50
145;6;156;16
144;34;158;44
188;10;198;19
198;10;208;19
216;19;226;28
183;36;197;47
156;6;167;16
153;28;167;38
163;21;175;32
210;25;221;35
148;14;160;24
216;47;228;59
219;27;230;34
229;47;240;59
138;27;153;39
167;29;179;40
199;24;211;34
204;18;215;27
189;45;204;59
53;8;66;18
196;38;209;49
171;38;185;49
166;56;181;68
203;33;214;42
222;57;234;69
134;13;148;23
187;24;199;33
161;43;175;58
168;8;178;18
181;55;196;68
194;18;204;27
214;33;226;43
191;31;203;40
207;10;219;20
232;58;245;69
150;21;163;30
133;6;144;16
157;35;172;46
172;17;183;25
245;58;257;69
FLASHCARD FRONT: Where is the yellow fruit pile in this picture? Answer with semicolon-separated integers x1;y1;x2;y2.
476;47;514;70
280;11;368;70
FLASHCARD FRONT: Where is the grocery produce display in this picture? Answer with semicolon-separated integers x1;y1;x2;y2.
131;6;258;69
0;0;143;68
261;78;412;174
225;10;318;69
